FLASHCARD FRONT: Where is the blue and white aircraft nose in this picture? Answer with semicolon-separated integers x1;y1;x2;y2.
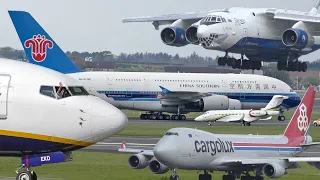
197;25;210;38
90;97;128;141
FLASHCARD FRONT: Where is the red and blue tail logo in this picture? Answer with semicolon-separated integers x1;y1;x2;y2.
8;10;82;74
284;87;315;137
24;34;53;62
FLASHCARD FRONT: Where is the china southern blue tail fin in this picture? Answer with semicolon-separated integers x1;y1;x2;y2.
8;10;82;74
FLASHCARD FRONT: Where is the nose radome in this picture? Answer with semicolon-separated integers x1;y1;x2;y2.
154;139;178;164
90;98;128;141
194;115;204;121
197;25;210;38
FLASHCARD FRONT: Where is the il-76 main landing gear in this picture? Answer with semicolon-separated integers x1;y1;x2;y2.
217;54;262;71
277;60;307;72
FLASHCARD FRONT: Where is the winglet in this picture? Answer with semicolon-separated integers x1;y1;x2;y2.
159;86;171;95
120;141;126;149
310;0;320;15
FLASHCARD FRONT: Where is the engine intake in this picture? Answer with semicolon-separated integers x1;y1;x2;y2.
185;25;199;44
282;28;315;49
128;154;150;169
149;160;169;174
160;27;188;47
262;163;286;178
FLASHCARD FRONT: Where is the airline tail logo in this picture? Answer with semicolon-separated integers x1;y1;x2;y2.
298;104;308;131
24;34;53;62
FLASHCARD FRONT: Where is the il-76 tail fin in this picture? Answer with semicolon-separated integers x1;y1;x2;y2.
284;87;316;137
261;95;288;110
8;11;82;74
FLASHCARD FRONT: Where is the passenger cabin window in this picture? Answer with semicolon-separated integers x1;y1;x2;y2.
40;86;56;98
165;132;179;136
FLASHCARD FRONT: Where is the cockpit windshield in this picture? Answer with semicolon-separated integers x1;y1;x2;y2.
200;15;226;25
165;132;179;136
40;85;89;99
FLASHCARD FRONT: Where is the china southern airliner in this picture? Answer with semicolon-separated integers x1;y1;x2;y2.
9;10;301;121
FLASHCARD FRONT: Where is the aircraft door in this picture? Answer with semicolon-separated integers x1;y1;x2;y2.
238;28;248;46
0;74;11;119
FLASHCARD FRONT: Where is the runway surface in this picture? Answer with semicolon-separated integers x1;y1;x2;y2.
82;136;320;157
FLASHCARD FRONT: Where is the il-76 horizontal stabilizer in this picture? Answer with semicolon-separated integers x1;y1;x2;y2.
117;142;154;156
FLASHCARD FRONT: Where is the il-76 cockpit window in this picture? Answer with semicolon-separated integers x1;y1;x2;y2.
200;15;226;25
165;132;179;136
40;85;89;99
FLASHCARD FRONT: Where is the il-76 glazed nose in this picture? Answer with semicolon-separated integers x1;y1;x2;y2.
90;98;128;141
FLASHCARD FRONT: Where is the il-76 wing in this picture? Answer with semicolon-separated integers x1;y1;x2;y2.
263;8;320;36
122;9;226;29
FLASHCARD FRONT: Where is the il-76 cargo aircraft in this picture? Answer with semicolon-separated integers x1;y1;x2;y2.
9;10;301;121
0;58;127;180
119;87;320;180
195;95;288;126
123;0;320;72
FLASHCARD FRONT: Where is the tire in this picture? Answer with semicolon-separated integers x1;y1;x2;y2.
179;115;186;120
158;115;164;120
16;171;33;180
150;114;157;120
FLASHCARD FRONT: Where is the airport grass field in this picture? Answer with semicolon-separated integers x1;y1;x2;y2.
0;151;319;180
1;111;319;179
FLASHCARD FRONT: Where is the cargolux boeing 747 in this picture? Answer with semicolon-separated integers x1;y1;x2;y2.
122;0;320;72
9;10;300;121
119;87;320;180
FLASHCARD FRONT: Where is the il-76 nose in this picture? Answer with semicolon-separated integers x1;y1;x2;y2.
197;25;210;38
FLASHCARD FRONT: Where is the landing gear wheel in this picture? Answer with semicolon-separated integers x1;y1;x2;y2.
246;122;251;126
302;62;307;72
150;114;157;120
179;115;186;120
16;171;33;180
314;123;318;126
158;114;164;120
208;122;212;126
172;115;179;120
165;115;170;120
254;176;264;180
170;175;179;180
278;116;285;121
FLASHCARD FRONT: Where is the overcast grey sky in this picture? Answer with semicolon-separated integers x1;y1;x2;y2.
0;0;319;61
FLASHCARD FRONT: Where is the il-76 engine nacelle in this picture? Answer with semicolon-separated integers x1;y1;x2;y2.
282;28;315;49
160;26;189;47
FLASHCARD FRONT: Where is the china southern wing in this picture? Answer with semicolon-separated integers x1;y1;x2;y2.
158;86;212;104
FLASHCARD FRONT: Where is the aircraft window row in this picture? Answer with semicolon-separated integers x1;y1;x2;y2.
39;85;89;99
231;81;257;83
165;132;179;136
155;79;209;83
115;79;142;82
200;15;226;25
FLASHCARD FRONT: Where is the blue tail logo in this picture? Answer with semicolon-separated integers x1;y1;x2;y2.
24;34;53;62
8;10;82;74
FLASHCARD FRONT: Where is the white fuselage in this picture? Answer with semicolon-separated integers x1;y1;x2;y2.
67;71;300;113
196;7;320;62
154;128;309;171
0;58;127;155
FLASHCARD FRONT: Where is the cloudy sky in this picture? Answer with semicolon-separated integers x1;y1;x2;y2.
0;0;319;61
